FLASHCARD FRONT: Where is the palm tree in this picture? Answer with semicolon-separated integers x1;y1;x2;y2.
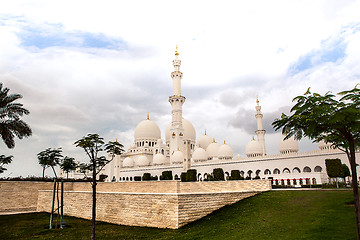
0;83;32;149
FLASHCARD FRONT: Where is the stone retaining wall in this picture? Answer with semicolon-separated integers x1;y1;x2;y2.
0;180;271;228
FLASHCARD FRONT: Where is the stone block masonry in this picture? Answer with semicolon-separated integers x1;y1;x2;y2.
36;180;271;229
0;180;271;228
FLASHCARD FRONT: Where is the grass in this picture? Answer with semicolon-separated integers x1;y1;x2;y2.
0;190;357;239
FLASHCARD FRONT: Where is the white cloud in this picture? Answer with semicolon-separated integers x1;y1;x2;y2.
0;0;359;176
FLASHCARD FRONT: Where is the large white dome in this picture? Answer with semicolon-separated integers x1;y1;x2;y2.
170;150;184;164
192;147;208;162
165;118;196;142
122;157;134;168
153;153;166;165
246;139;263;157
196;133;212;149
134;119;161;140
279;137;299;154
218;142;233;160
135;155;150;166
206;141;220;159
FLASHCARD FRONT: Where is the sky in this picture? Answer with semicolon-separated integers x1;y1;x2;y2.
1;0;360;177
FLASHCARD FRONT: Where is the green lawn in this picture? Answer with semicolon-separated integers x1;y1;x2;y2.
0;190;356;240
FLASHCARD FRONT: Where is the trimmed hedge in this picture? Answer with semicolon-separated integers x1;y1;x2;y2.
213;168;225;181
180;172;187;182
160;171;173;180
230;170;241;180
134;176;142;181
142;173;151;181
186;169;197;182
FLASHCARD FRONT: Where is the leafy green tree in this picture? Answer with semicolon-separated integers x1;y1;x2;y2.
325;158;342;188
60;156;76;179
0;83;31;174
341;164;351;184
74;133;124;240
272;85;360;238
37;148;63;178
0;154;13;174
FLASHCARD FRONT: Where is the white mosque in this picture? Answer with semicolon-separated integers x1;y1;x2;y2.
102;48;359;186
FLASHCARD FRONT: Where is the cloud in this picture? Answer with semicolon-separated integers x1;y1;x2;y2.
229;106;291;135
17;22;126;50
0;0;360;177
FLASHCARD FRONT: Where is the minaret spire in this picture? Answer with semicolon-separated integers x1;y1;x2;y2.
255;97;266;156
169;46;187;164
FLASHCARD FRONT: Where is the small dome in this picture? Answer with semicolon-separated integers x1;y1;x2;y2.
196;132;213;149
206;140;220;159
122;157;134;168
246;139;263;157
170;150;184;164
153;153;166;165
157;138;163;145
318;140;334;150
136;155;150;166
218;142;233;160
134;119;161;140
165;118;196;142
279;137;299;154
192;147;208;162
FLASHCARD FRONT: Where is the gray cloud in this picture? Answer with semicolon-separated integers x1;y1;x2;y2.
229;106;291;134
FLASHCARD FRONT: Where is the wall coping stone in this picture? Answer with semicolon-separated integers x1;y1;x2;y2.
38;189;264;195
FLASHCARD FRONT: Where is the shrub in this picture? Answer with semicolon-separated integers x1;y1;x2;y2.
213;168;225;181
160;171;173;180
142;173;151;181
302;184;322;188
134;176;142;181
254;176;260;180
99;174;108;182
239;176;245;180
186;169;197;182
180;172;187;182
151;175;158;181
230;170;241;180
245;176;251;180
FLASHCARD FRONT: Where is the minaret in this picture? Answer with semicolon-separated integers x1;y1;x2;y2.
169;46;186;164
255;97;266;156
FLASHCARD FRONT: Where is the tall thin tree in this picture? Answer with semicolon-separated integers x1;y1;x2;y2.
75;133;124;240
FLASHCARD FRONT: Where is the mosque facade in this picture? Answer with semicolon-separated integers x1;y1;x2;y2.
102;48;359;186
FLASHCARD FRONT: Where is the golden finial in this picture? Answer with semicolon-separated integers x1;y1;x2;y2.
116;138;118;142
252;136;255;141
224;140;226;144
256;96;259;104
213;138;216;143
147;112;149;120
205;129;207;135
177;147;180;151
175;45;179;56
199;144;201;148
